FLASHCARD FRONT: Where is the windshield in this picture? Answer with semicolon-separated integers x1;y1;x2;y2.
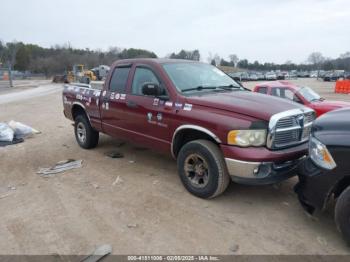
162;63;242;93
297;86;321;102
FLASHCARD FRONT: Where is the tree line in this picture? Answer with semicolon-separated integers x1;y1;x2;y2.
0;41;157;76
215;51;350;72
1;40;349;77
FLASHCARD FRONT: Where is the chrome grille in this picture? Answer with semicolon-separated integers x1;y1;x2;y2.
275;117;298;129
304;111;315;124
267;109;316;149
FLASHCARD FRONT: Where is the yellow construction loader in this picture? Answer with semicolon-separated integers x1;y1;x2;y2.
66;64;97;83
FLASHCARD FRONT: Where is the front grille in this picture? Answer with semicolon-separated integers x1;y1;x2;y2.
304;111;315;124
267;109;315;149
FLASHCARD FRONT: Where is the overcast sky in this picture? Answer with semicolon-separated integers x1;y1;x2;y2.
1;0;349;63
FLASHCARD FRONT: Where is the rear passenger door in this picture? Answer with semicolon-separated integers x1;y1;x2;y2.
100;65;132;136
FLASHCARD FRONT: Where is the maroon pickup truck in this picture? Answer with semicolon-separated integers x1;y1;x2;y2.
63;59;315;198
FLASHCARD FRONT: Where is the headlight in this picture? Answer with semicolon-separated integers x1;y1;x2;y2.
227;129;266;147
309;136;336;170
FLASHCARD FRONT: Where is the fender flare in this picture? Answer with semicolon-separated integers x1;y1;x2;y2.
71;102;91;122
171;124;222;158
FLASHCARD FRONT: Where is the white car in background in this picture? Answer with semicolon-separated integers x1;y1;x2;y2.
265;72;277;80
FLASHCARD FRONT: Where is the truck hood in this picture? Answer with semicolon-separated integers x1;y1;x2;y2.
313;108;350;146
186;90;306;121
314;108;350;133
312;100;350;109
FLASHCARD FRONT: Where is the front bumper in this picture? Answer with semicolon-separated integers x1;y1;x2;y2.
294;157;337;214
221;143;308;185
225;157;304;185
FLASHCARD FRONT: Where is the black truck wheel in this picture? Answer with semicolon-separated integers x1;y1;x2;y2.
74;115;99;149
177;139;230;199
335;186;350;245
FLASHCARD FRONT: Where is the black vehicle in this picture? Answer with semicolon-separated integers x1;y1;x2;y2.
323;73;339;82
295;108;350;245
228;72;242;81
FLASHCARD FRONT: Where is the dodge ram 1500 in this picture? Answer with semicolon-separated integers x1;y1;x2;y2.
63;59;315;198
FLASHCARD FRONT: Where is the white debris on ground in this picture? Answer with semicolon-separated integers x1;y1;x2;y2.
37;159;83;177
81;244;112;262
112;175;123;186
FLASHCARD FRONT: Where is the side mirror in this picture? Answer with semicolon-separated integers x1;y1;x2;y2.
142;82;163;96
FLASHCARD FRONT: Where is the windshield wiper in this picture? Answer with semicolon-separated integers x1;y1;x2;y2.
310;98;321;102
216;84;241;90
181;86;217;92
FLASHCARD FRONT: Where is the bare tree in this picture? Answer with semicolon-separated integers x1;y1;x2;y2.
214;54;221;67
308;52;325;66
207;52;213;64
2;42;19;87
229;54;239;67
340;52;350;59
308;52;325;79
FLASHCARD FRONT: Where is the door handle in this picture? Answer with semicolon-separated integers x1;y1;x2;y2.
126;101;138;108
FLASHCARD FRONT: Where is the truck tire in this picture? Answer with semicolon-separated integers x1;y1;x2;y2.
74;115;99;149
335;186;350;245
177;139;230;198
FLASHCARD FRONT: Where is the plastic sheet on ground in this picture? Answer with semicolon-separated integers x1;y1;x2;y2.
37;159;83;177
8;120;41;139
0;120;40;147
0;123;14;142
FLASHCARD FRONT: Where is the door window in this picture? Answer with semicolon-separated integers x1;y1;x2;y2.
131;67;161;95
272;87;301;103
109;67;131;92
257;86;267;94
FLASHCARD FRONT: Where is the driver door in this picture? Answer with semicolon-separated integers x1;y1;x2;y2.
124;65;174;152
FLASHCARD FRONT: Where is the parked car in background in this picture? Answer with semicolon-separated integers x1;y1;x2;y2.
277;72;285;80
240;72;250;81
295;108;350;245
310;71;318;78
256;72;265;80
228;72;242;81
289;72;298;79
323;71;345;81
249;73;258;81
323;72;339;82
253;81;350;117
265;72;277;80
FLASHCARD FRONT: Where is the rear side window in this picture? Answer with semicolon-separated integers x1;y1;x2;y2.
257;86;267;94
109;67;131;92
272;87;294;100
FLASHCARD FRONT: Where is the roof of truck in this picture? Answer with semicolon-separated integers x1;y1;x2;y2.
114;58;199;65
256;81;298;89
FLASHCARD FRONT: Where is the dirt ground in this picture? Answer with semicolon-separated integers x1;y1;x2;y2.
0;80;51;94
0;79;350;255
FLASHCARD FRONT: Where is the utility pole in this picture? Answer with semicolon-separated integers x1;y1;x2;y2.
8;60;13;87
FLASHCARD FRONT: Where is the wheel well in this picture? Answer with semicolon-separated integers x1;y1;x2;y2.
72;104;87;120
333;176;350;198
172;129;219;158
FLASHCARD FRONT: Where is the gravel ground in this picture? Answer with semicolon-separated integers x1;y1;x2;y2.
0;79;349;255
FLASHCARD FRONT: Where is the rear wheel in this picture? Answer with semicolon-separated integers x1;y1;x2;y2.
74;115;99;149
177;140;230;198
335;186;350;245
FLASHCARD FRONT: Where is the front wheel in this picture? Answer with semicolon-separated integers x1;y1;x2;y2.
74;115;99;149
177;140;230;199
335;186;350;246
